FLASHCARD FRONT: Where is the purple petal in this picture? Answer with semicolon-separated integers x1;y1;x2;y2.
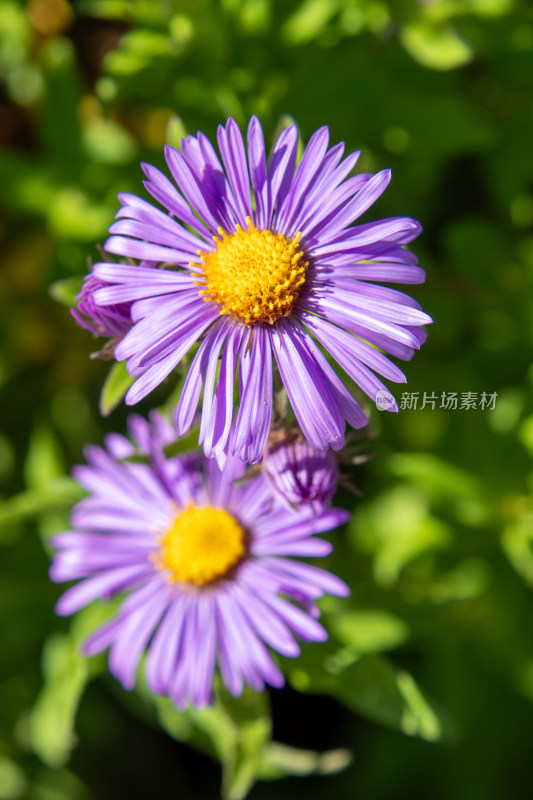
141;161;213;240
267;125;299;227
270;320;345;450
276;126;329;231
232;326;272;464
247;116;269;229
217;119;253;227
55;565;150;616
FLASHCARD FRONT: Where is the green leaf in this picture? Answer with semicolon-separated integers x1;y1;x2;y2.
0;477;84;532
163;429;201;458
148;687;272;800
24;423;65;492
350;485;452;587
282;0;340;44
258;743;351;780
0;756;27;799
387;452;482;502
82;117;137;165
48;189;114;241
166;114;188;150
329;609;408;654
400;21;473;71
286;646;453;743
502;505;533;587
220;690;271;800
48;277;82;308
335;656;445;742
30;605;108;767
99;361;135;417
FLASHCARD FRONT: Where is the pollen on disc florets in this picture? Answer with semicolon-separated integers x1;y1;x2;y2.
191;217;308;325
156;505;246;586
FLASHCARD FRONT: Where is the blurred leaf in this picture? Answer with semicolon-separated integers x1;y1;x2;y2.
289;650;452;742
220;690;271;800
30;605;108;768
329;609;408;654
41;37;82;173
24;424;65;492
99;361;135;417
0;1;28;73
166;114;188;150
400;21;473;70
0;478;84;531
427;558;490;602
388;452;481;501
282;0;340;44
82;118;137;165
0;756;27;800
350;485;452;587
48;189;113;240
387;452;489;525
502;497;533;586
150;688;271;800
29;769;92;800
31;634;88;768
49;277;82;308
258;742;351;780
163;429;202;459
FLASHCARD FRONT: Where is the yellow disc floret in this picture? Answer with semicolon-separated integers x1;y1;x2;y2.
191;217;308;325
157;506;246;586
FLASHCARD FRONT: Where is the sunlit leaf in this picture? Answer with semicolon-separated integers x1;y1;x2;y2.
49;277;82;308
258;742;352;780
30;605;109;768
329;609;408;654
99;361;135;417
0;478;84;532
24;424;65;492
400;21;473;70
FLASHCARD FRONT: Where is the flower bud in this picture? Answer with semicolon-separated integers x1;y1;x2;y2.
263;439;339;512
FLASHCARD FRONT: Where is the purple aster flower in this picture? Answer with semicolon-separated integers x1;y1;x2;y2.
50;416;349;708
71;274;132;347
263;436;339;512
90;117;431;463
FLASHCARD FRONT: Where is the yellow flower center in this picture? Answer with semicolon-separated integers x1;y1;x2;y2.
157;506;246;586
191;217;308;325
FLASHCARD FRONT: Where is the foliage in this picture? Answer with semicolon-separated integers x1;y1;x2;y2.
0;0;532;797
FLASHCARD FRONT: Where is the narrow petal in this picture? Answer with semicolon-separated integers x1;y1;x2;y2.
276;126;329;230
141;161;213;240
217;119;253;227
270;321;345;450
145;594;189;695
203;324;244;464
247;116;269;229
232;327;272;464
108;585;169;690
55;565;150;616
267;125;299;226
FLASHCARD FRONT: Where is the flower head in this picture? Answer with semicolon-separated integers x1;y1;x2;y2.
90;117;431;463
50;416;349;708
71;274;132;342
263;436;339;512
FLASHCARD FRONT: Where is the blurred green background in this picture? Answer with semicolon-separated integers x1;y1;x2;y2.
1;0;533;797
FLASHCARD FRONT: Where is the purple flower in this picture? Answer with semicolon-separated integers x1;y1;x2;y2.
50;416;350;708
71;275;132;341
91;117;431;464
263;437;339;512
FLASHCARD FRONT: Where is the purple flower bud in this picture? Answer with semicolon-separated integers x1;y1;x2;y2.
263;438;340;512
71;275;132;340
